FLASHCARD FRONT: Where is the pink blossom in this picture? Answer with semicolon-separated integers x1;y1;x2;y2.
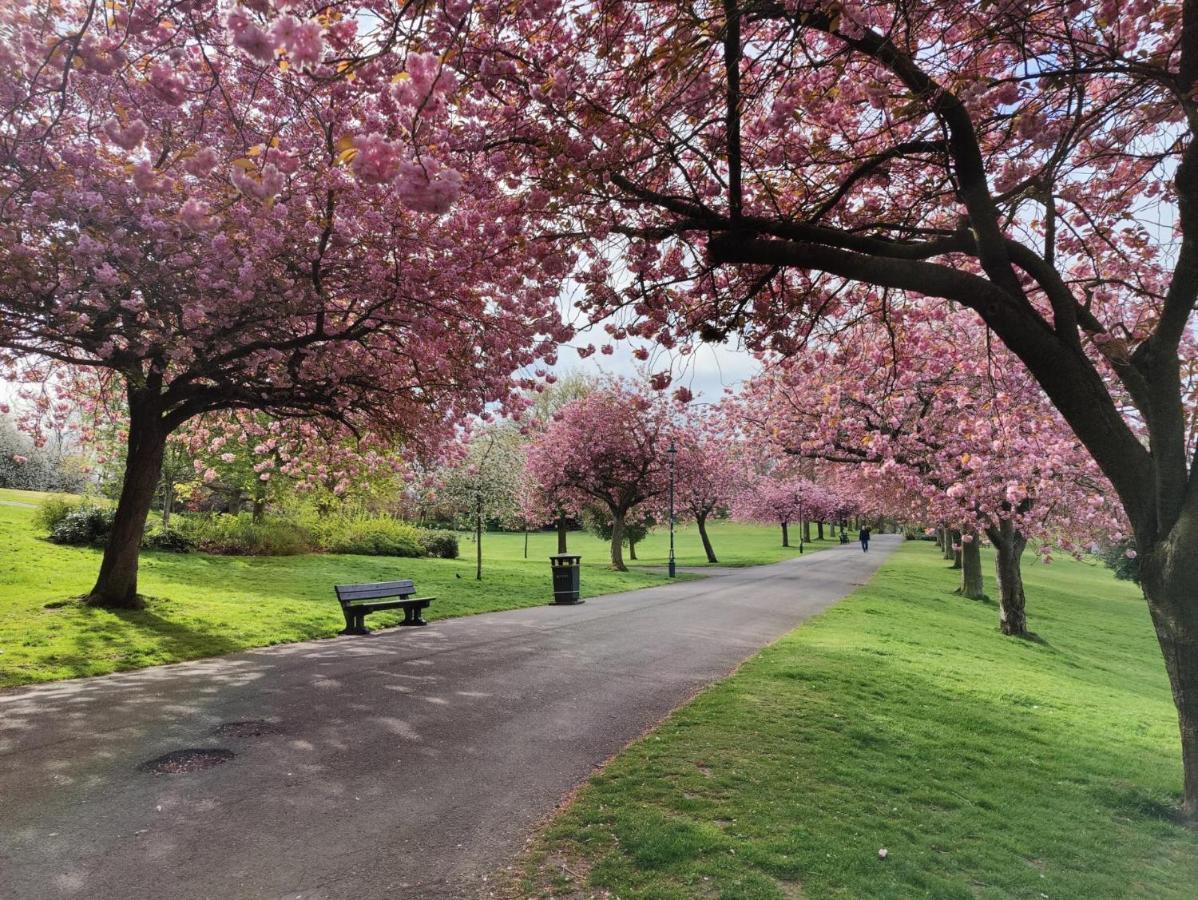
102;118;146;151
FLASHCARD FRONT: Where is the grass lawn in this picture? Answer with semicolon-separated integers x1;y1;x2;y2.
0;491;827;688
517;541;1198;899
0;487;99;506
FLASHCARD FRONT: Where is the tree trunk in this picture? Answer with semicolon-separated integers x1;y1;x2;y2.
252;496;266;524
817;521;824;541
985;520;1029;637
88;400;166;609
628;536;638;560
524;527;529;559
1140;517;1198;821
475;496;483;581
556;513;568;554
609;508;627;571
161;480;173;529
781;520;790;547
949;529;963;569
697;512;718;563
942;527;956;561
958;533;985;600
802;519;812;543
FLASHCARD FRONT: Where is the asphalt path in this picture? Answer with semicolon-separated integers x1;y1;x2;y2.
0;535;900;899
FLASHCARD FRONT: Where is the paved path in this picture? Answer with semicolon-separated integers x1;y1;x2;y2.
0;536;900;900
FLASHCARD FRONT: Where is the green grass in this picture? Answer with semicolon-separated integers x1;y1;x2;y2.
0;491;824;688
518;541;1198;899
0;487;98;506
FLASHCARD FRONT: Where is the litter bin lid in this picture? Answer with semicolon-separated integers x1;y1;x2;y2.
549;554;581;562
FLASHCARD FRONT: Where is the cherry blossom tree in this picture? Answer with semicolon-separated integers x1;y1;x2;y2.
733;474;812;549
0;1;566;608
467;1;1198;817
516;372;597;554
737;313;1123;634
673;423;742;563
524;382;673;570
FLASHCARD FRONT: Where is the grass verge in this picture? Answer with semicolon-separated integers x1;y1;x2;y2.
0;497;827;688
515;541;1198;899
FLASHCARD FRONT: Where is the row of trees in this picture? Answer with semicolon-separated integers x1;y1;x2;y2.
4;0;1197;818
425;378;864;575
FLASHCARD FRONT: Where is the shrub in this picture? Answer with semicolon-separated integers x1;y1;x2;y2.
36;497;82;533
419;529;460;559
319;516;425;557
48;505;115;546
1099;538;1140;584
142;527;196;553
177;514;314;556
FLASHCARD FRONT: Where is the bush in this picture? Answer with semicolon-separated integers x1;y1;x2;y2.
48;505;115;546
419;529;460;559
36;497;83;533
1099;538;1140;584
142;527;196;553
177;514;314;556
318;516;425;557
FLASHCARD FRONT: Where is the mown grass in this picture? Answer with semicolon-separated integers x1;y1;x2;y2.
517;541;1198;899
0;487;98;506
0;492;827;688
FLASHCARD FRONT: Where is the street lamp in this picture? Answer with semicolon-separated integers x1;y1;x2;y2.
667;440;677;578
798;493;805;554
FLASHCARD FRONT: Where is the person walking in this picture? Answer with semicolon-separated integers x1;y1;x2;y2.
859;526;871;552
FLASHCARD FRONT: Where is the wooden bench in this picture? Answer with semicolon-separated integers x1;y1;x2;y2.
334;580;435;635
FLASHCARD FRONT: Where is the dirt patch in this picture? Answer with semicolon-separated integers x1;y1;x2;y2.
139;748;235;774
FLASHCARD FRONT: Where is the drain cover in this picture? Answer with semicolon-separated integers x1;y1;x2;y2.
214;720;280;738
139;748;235;774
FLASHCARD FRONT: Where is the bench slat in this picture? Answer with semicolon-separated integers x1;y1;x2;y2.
343;597;434;612
343;596;435;608
336;580;416;601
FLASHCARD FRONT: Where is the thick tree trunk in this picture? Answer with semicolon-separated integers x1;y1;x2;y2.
88;401;166;609
628;536;638;560
817;521;824;541
609;508;627;571
780;520;790;547
475;497;483;581
958;533;985;600
251;496;266;524
949;529;963;569
697;512;718;563
556;513;568;554
985;520;1029;637
802;519;812;543
1140;514;1198;821
942;527;956;561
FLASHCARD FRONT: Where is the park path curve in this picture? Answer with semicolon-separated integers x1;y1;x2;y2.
0;535;900;899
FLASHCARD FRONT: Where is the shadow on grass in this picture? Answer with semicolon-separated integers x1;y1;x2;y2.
16;599;250;683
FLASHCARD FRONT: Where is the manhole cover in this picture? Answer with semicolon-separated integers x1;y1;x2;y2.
214;720;281;738
139;748;235;774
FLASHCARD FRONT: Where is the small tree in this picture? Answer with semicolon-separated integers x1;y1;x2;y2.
525;383;673;571
733;475;812;549
674;428;741;564
435;428;524;580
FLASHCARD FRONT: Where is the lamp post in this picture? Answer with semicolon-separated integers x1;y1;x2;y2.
798;493;805;554
667;440;677;578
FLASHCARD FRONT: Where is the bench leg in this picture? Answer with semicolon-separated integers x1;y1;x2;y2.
340;608;371;636
399;606;427;627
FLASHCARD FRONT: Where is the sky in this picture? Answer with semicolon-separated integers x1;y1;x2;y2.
552;329;760;405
